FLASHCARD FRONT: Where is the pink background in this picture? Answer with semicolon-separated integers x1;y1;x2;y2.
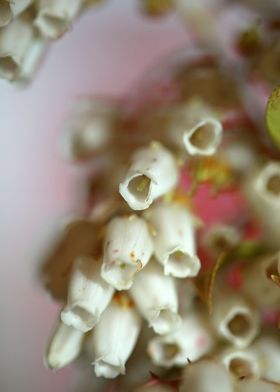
0;1;189;391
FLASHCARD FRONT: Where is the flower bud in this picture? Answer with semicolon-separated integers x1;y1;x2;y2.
45;321;84;370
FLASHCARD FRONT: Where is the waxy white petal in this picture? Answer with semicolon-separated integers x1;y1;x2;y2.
183;117;222;156
0;0;32;27
119;143;178;210
92;295;141;378
255;162;280;206
130;260;181;334
61;256;114;332
204;223;241;257
242;253;280;307
34;0;83;39
146;203;200;278
0;17;41;81
218;347;260;379
147;314;213;368
212;294;260;348
45;321;84;370
61;99;115;161
179;360;234;392
252;336;280;383
236;379;279;392
101;215;153;290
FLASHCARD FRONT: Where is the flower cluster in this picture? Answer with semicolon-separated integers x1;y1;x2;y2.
0;0;103;84
24;0;280;391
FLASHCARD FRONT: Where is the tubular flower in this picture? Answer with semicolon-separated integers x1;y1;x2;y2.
61;256;114;332
147;314;213;367
101;215;153;290
119;143;179;210
130;260;181;334
145;203;200;278
218;346;260;379
0;0;32;27
92;293;141;379
45;321;84;370
34;0;84;39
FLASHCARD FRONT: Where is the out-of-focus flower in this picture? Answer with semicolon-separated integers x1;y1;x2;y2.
252;336;280;383
211;293;260;348
0;0;32;27
147;313;213;367
34;0;84;39
179;359;235;392
0;16;46;82
218;346;260;379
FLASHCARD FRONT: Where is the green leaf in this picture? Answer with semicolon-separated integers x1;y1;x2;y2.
266;85;280;150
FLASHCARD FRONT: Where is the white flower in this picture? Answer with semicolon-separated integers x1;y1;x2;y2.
0;0;32;27
236;379;278;392
61;99;115;161
242;252;280;308
0;17;46;82
211;293;260;348
218;346;260;379
255;162;280;205
119;142;178;210
130;260;181;334
203;223;241;257
252;336;280;383
183;117;222;156
147;314;213;368
179;360;234;392
34;0;84;39
101;215;153;290
92;294;141;379
45;321;84;370
145;203;200;278
60;256;114;332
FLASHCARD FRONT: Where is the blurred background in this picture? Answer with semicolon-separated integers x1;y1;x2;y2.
0;1;189;391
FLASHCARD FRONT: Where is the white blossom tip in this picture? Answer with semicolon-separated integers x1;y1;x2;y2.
60;256;114;332
130;261;181;334
101;216;153;290
183;117;223;156
119;144;178;210
92;294;141;378
34;0;83;39
45;322;84;371
255;162;280;205
146;203;200;278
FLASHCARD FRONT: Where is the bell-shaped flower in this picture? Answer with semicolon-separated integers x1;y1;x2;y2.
211;293;260;348
147;314;213;367
92;293;141;379
0;0;32;27
101;215;153;290
45;321;84;370
145;203;200;278
34;0;83;39
119;142;178;210
130;260;181;334
61;256;114;332
179;359;234;392
218;346;260;379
